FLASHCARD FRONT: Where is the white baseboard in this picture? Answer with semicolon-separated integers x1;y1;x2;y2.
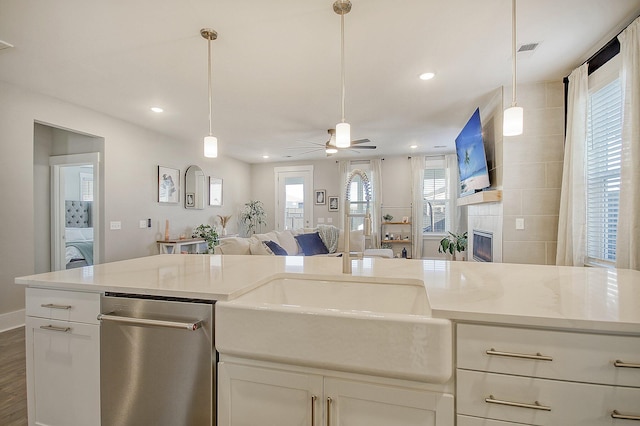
0;308;25;332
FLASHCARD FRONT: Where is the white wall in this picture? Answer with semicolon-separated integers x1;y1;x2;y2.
251;159;345;231
0;80;251;320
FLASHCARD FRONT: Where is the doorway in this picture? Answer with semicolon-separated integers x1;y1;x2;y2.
50;153;101;270
274;166;314;231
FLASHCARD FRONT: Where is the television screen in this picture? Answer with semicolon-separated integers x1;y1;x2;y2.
455;108;490;196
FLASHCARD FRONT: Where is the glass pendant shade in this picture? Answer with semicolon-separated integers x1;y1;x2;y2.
336;122;351;148
204;135;218;158
503;106;523;136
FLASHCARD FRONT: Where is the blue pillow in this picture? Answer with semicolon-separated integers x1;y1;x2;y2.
294;232;329;256
264;240;288;256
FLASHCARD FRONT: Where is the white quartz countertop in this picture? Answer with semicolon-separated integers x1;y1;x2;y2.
15;254;640;334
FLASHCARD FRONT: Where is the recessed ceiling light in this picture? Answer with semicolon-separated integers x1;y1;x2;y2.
150;106;164;113
262;155;270;159
410;144;418;149
419;72;435;81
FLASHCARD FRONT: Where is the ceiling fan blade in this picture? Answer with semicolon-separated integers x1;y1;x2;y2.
351;139;371;145
286;142;325;149
290;148;325;156
345;145;376;149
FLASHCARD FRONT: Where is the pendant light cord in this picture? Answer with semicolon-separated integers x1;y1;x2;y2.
511;0;517;107
340;12;346;123
208;37;213;136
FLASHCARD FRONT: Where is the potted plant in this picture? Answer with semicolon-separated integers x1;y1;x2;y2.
192;224;219;254
240;200;267;236
438;231;468;260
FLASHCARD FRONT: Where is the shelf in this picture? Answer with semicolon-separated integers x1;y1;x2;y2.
457;190;502;206
382;222;411;225
382;240;411;243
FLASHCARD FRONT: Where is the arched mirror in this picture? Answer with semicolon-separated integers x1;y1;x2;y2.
185;165;205;209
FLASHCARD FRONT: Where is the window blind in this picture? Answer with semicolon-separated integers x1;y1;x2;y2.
423;167;447;233
586;77;622;263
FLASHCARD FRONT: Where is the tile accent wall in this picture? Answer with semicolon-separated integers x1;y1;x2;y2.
467;81;564;266
501;81;564;265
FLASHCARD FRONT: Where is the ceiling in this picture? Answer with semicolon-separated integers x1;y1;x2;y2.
1;0;639;164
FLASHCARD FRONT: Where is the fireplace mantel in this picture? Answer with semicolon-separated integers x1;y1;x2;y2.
457;189;502;206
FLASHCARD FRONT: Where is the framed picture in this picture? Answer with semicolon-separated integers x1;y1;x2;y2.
328;196;339;212
158;166;180;204
186;193;195;207
314;189;326;205
209;177;223;206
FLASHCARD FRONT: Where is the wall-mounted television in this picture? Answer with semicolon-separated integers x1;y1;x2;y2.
455;108;491;197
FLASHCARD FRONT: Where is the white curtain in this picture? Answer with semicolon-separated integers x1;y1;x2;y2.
556;63;589;266
616;18;640;270
445;154;466;234
370;159;383;248
411;156;425;259
338;160;349;230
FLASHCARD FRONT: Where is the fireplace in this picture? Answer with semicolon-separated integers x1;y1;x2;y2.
473;230;493;262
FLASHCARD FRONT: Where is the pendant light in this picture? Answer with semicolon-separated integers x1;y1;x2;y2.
334;0;352;148
503;0;523;136
201;28;218;158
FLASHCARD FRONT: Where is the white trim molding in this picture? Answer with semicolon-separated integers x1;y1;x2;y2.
0;309;25;332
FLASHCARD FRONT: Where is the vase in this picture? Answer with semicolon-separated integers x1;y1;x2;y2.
222;227;227;236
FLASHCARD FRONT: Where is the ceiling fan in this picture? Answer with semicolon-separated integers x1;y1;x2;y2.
324;128;376;155
287;129;377;158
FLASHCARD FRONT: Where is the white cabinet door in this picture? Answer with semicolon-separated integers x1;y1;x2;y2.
219;362;454;426
26;316;100;426
218;362;323;426
324;377;453;426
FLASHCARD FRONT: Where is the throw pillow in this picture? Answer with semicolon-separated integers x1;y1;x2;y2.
264;240;288;256
294;232;329;256
249;238;274;255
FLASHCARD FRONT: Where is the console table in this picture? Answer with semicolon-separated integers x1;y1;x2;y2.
157;238;206;254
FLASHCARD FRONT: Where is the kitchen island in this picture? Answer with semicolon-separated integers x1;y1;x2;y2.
15;255;640;425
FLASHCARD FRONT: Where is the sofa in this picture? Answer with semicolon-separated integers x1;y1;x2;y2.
213;227;392;258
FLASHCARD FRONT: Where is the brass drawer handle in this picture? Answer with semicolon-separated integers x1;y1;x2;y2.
612;410;640;421
41;303;72;310
486;348;553;361
40;325;71;333
614;360;640;368
311;395;317;426
326;397;332;426
485;395;551;411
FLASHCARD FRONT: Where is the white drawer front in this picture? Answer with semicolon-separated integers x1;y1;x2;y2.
457;369;640;425
457;415;529;426
457;323;640;387
26;287;101;324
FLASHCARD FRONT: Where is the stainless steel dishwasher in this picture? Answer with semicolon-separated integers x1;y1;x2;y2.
99;293;215;426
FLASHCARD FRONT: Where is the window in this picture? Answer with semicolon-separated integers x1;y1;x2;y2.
586;71;622;264
347;164;371;232
80;171;93;201
423;157;449;234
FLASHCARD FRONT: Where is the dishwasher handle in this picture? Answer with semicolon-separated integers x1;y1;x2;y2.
97;313;203;331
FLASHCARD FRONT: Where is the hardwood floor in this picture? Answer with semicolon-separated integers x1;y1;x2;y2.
0;327;27;426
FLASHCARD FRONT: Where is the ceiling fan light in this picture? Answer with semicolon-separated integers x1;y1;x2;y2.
204;135;218;158
336;122;351;148
503;106;523;136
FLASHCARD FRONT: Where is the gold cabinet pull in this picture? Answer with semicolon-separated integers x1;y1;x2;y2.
614;360;640;368
485;395;551;411
41;303;72;310
326;397;332;426
40;325;71;333
486;348;553;361
311;395;317;426
612;410;640;421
